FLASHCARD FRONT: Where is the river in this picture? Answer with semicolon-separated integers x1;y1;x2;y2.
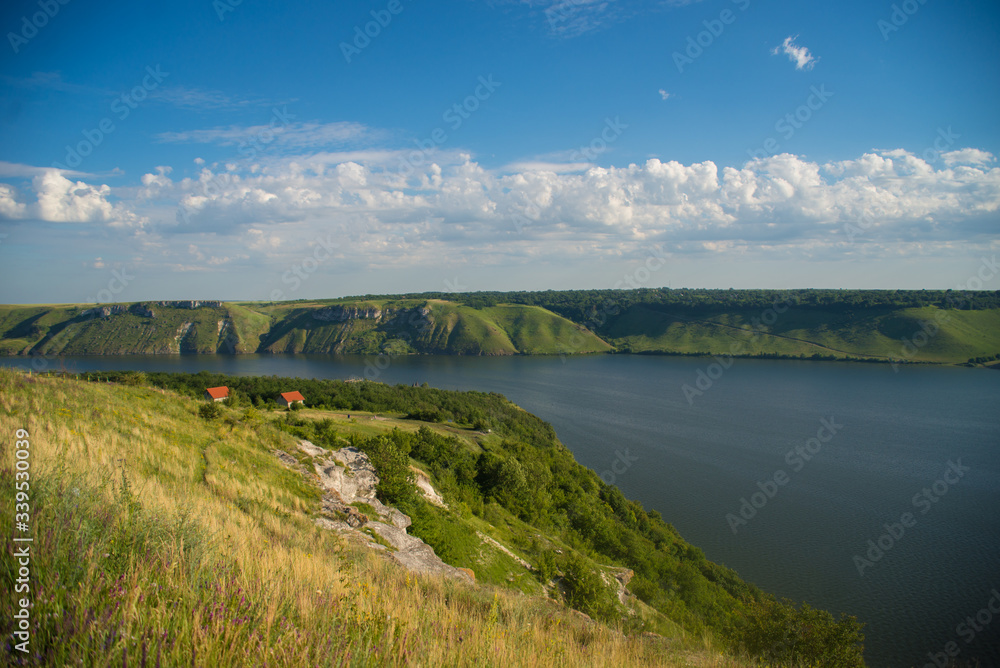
6;353;999;667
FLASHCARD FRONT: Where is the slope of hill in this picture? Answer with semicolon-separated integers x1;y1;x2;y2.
604;303;1000;362
0;369;866;666
1;288;997;363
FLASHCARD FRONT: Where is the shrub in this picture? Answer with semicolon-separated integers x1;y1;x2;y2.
120;371;147;386
559;552;619;622
356;433;417;507
198;402;222;420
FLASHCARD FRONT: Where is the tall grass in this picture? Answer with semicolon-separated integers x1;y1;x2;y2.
1;369;748;666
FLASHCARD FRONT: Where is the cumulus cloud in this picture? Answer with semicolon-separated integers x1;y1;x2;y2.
658;89;671;100
0;170;142;226
4;147;997;275
120;147;1000;269
772;36;817;70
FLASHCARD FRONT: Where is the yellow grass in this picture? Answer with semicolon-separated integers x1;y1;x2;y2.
0;369;751;666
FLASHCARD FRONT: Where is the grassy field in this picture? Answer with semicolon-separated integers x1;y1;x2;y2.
1;369;756;666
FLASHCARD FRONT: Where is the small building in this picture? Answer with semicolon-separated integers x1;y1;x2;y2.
278;391;305;407
205;386;229;402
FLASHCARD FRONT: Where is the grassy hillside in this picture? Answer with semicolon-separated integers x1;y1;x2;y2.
1;370;866;666
605;304;1000;362
0;299;610;357
1;289;996;363
0;370;709;666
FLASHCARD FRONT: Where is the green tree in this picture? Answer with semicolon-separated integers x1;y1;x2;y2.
358;433;417;507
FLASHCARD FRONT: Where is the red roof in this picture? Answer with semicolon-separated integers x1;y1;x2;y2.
280;391;305;402
205;386;229;399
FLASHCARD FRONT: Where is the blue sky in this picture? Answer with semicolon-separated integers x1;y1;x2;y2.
1;0;998;303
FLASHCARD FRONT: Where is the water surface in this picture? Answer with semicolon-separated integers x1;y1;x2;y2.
7;354;998;667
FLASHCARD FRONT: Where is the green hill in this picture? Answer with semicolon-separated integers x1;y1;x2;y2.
0;369;866;666
1;288;997;364
0;298;610;357
605;304;1000;362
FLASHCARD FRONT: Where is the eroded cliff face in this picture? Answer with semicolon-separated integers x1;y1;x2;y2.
311;305;432;325
312;305;385;322
277;440;473;583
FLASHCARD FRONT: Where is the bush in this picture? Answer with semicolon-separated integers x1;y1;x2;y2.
198;402;221;420
356;432;417;507
559;552;619;622
120;371;147;387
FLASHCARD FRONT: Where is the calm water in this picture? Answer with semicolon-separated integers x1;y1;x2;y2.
7;354;999;667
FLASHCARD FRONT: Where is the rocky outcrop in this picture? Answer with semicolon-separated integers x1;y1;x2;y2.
130;303;155;318
82;304;128;318
292;441;472;583
604;567;634;604
312;305;383;322
153;300;223;309
412;467;447;508
311;305;433;329
81;303;156;319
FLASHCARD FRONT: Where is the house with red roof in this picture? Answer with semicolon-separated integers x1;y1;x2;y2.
205;386;229;402
278;391;305;407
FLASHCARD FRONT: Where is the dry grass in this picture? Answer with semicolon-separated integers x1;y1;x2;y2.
0;369;751;666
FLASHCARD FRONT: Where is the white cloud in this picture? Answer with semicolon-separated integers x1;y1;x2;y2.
658;89;671;101
941;148;995;167
501;161;593;174
4;147;997;279
119;148;1000;269
0;170;142;226
772;36;817;70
